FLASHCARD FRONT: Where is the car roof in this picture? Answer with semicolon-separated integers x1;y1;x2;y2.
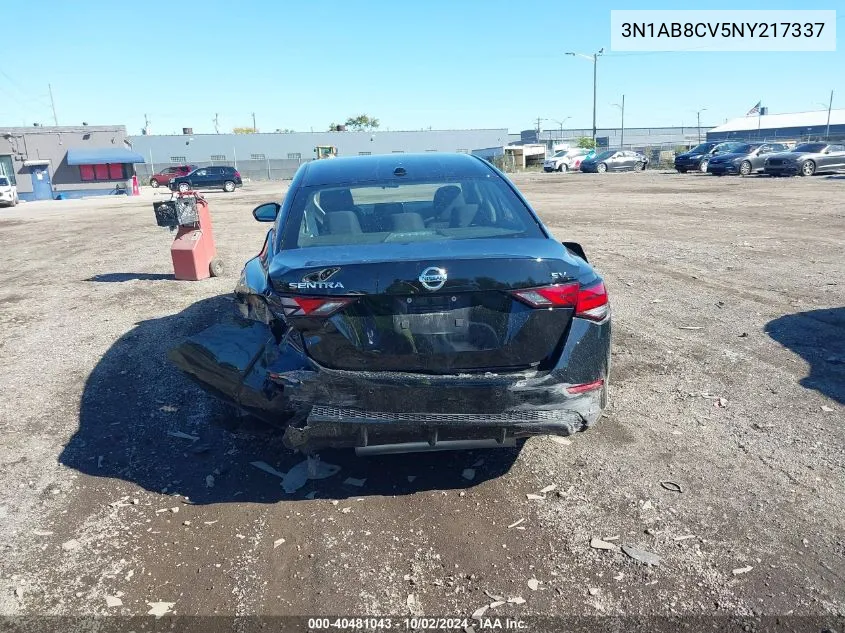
300;152;493;186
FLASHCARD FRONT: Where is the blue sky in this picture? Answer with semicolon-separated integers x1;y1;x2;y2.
0;1;840;134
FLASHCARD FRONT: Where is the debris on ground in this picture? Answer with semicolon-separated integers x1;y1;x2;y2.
146;601;175;618
406;593;423;616
471;604;489;619
61;539;80;551
526;493;545;500
105;595;123;607
489;600;506;608
540;484;557;494
282;458;341;494
641;500;654;510
250;461;286;479
590;537;617;550
182;521;191;526
821;405;834;412
549;436;573;446
472;458;485;467
715;397;728;408
343;477;366;487
508;596;526;605
305;491;317;500
273;538;285;548
507;518;525;529
660;481;683;493
462;469;476;481
527;578;540;591
169;507;179;514
167;430;198;441
32;530;54;536
484;590;503;601
673;535;696;541
732;566;753;575
341;507;352;514
588;587;600;596
621;544;661;566
678;326;704;330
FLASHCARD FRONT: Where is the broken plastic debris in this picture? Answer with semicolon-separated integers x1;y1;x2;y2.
821;405;834;413
282;458;340;494
273;538;285;548
508;596;526;605
305;491;317;500
483;590;503;601
167;430;198;441
540;484;557;494
341;507;352;514
169;507;179;514
343;477;367;487
526;494;545;501
61;539;80;551
32;530;54;536
588;587;600;596
621;544;661;567
673;535;696;541
146;601;175;618
590;537;617;550
471;604;489;619
660;481;683;493
250;461;286;479
472;458;484;467
407;593;423;616
527;578;540;591
507;518;525;529
641;499;654;510
489;600;506;608
105;595;123;608
549;436;572;446
678;326;704;330
715;397;728;408
732;565;753;575
462;468;476;481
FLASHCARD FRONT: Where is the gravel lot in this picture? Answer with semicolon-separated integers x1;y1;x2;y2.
0;171;842;629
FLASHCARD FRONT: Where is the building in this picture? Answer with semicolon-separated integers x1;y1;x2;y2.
514;125;719;151
0;125;145;201
706;109;845;142
128;129;509;182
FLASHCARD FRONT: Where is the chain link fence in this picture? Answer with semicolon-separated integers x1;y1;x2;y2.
134;158;306;184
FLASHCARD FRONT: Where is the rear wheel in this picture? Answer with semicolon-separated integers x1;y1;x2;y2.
178;182;190;193
558;163;568;173
800;160;816;177
223;180;236;192
739;161;752;176
699;159;709;173
149;179;160;188
596;162;607;173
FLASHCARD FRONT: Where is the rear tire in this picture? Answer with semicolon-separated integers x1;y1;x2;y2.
596;162;607;173
558;163;568;173
209;257;224;277
739;161;752;176
149;179;160;188
699;159;709;173
178;182;190;193
800;160;816;177
223;180;236;192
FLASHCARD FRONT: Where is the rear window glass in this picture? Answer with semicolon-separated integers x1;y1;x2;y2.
284;177;544;249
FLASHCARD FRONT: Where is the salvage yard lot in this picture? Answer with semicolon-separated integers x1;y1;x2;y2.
0;172;842;622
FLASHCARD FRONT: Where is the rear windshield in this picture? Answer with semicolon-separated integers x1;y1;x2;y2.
689;143;715;154
284;177;544;248
0;177;9;186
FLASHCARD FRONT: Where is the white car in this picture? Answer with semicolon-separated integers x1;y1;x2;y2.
0;176;18;207
543;148;590;173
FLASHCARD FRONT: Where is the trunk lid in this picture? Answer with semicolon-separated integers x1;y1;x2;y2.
269;239;586;374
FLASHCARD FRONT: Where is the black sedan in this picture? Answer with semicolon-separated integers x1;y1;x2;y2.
763;142;845;176
706;142;788;176
674;141;747;173
579;149;648;173
170;153;611;455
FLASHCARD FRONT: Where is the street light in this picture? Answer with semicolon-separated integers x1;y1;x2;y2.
694;107;707;144
552;117;571;141
565;48;604;146
611;96;625;149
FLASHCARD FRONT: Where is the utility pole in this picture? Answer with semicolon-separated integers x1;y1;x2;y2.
252;112;257;133
143;113;151;135
695;107;707;144
565;48;604;147
535;116;545;142
825;90;834;140
612;95;625;148
213;113;220;134
48;83;58;126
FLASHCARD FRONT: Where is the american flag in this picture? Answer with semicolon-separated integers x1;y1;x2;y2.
746;101;762;116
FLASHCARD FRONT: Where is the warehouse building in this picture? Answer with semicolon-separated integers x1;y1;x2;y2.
0;125;145;201
128;129;509;182
706;109;845;142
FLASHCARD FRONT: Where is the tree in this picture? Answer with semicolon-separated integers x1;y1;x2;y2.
576;136;596;149
344;114;380;131
233;127;257;134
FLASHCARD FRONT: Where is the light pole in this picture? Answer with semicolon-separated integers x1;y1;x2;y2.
695;107;707;144
612;95;625;149
566;48;604;146
552;117;571;142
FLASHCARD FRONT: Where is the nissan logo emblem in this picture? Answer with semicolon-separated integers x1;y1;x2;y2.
418;266;447;291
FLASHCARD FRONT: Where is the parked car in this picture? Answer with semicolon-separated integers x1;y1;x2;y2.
149;165;198;188
543;148;591;173
763;142;845;177
706;142;788;176
674;141;746;173
169;166;243;192
0;176;18;207
169;153;611;455
580;149;648;173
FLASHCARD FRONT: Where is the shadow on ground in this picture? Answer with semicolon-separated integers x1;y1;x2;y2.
86;273;175;282
765;307;845;405
59;295;520;505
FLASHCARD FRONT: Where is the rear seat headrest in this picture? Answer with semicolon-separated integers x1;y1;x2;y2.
326;210;362;234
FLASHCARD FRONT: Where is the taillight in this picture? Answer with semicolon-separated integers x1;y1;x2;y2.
510;282;578;308
510;281;609;321
575;281;609;321
278;296;353;317
234;170;241;179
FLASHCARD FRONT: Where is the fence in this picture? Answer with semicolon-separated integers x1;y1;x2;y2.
134;158;306;183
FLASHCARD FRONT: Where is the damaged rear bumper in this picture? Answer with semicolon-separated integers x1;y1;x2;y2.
169;315;610;452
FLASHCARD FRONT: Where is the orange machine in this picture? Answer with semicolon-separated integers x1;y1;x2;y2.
153;192;223;281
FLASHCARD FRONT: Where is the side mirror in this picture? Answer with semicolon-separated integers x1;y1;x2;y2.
253;202;281;222
562;241;588;262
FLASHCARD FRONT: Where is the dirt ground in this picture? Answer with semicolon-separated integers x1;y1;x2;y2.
0;170;842;630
